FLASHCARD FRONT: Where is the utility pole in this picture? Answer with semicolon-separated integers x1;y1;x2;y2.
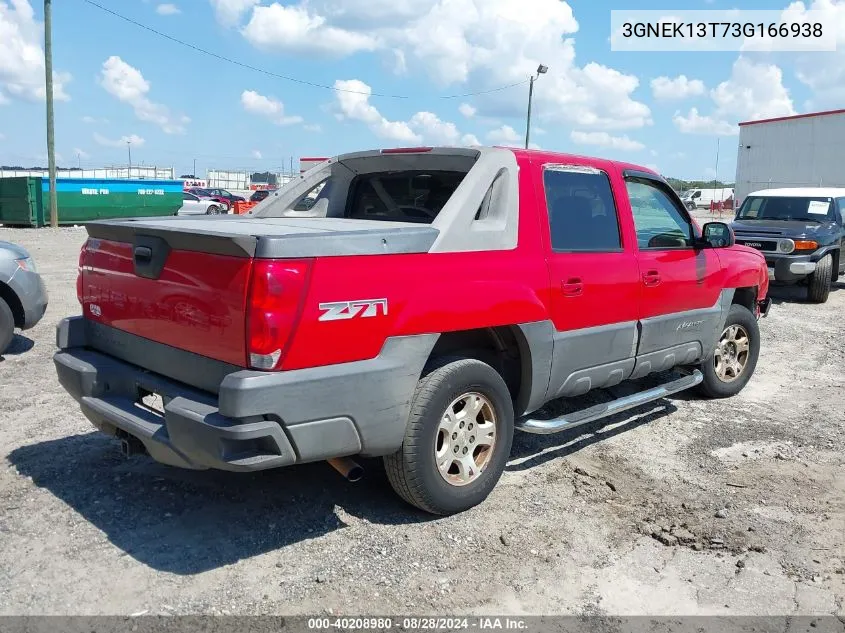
44;0;58;227
713;138;720;218
524;64;548;150
193;158;196;178
127;140;132;176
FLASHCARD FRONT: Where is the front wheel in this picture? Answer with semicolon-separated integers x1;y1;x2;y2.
697;304;760;399
807;255;832;303
205;205;221;215
384;357;514;515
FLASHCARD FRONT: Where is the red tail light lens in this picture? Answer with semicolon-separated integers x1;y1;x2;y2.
76;242;88;306
246;259;313;370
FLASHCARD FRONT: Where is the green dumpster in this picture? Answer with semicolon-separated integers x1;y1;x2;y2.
0;177;183;227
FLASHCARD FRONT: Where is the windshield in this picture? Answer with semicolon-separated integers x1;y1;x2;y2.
736;196;834;222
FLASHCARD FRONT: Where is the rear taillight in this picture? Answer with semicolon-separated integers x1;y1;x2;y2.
246;259;313;370
76;242;87;306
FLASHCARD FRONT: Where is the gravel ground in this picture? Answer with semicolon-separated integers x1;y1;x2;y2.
0;225;843;617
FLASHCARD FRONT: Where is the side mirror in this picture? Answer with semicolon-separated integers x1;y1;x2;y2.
701;221;735;248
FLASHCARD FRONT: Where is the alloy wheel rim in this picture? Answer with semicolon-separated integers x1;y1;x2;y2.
434;392;497;487
714;324;750;383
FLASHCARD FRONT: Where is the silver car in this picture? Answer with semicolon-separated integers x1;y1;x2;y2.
0;241;48;353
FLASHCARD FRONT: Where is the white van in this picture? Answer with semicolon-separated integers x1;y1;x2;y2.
681;187;734;209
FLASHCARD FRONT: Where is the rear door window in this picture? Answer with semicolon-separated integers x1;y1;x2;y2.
542;166;622;252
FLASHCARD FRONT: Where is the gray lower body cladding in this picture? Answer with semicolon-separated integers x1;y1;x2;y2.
54;317;437;471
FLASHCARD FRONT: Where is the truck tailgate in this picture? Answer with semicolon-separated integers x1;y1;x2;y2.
80;216;438;369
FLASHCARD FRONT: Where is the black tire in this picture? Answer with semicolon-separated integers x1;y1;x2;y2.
384;357;514;516
697;304;760;399
807;255;832;303
0;298;14;355
206;205;220;215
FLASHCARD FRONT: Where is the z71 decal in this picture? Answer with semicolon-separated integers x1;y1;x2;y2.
676;319;704;332
318;299;388;322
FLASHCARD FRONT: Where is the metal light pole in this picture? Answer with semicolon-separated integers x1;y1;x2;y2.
127;140;132;176
44;0;58;227
525;64;548;149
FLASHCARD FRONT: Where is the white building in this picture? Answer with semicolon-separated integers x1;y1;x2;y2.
735;109;845;204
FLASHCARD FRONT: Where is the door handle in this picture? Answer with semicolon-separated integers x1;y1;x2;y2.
562;278;583;297
642;270;661;287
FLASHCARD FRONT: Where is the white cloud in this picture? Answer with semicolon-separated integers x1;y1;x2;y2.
0;0;71;102
73;148;90;159
81;115;108;124
651;75;706;101
303;123;323;132
93;133;145;147
710;57;795;122
242;3;378;56
645;163;660;174
334;79;477;145
673;108;737;136
782;0;845;109
99;56;189;134
390;49;407;74
459;103;476;118
407;111;479;145
209;0;258;26
334;79;420;143
487;125;521;145
673;57;794;135
231;0;651;130
570;130;645;151
240;89;303;125
156;3;181;15
0;131;5;140
251;149;262;159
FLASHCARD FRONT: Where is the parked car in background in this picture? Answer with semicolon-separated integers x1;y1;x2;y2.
1;241;47;353
249;189;275;202
185;188;232;211
731;187;845;303
204;187;246;204
56;146;770;516
178;191;227;215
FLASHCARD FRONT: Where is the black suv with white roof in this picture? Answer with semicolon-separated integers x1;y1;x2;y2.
731;188;845;303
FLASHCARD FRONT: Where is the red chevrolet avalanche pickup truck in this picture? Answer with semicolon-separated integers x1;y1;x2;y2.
54;147;771;515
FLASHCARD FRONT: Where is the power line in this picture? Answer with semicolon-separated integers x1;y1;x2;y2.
80;0;529;100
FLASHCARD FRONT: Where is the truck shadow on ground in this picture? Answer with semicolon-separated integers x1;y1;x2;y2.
8;375;685;575
0;334;34;360
7;433;422;576
508;401;676;472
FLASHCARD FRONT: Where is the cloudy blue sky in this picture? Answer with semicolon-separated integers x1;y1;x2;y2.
0;0;843;180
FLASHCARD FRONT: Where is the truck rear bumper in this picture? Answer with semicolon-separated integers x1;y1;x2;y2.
54;317;437;472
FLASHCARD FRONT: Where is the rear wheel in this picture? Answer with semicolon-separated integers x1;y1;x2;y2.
206;204;221;215
0;298;14;354
697;304;760;399
384;357;514;515
807;254;832;303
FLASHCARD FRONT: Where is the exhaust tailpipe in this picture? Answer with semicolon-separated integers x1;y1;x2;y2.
327;457;364;482
119;434;147;458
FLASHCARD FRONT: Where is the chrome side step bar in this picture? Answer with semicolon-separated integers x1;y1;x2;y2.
516;370;703;435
